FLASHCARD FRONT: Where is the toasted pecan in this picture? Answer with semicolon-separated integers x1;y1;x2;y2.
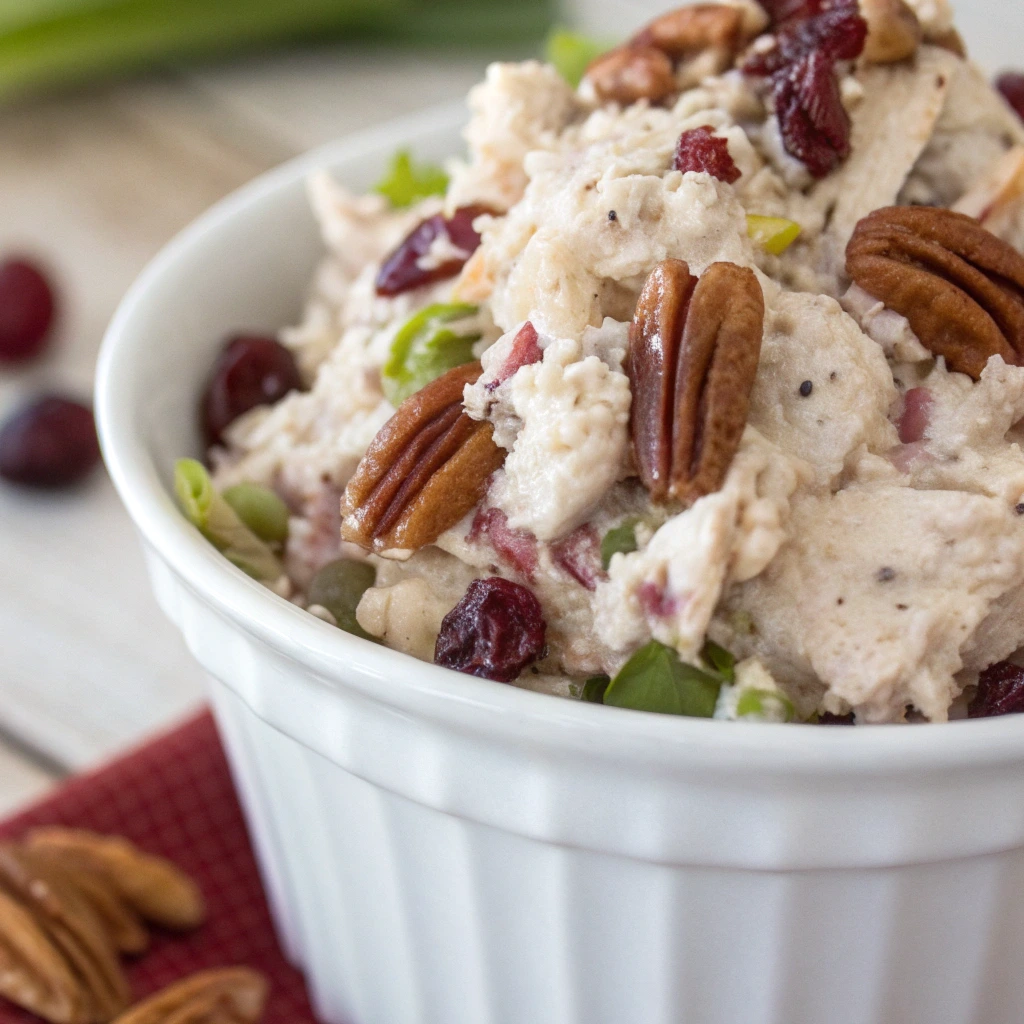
631;4;745;59
0;887;87;1024
585;46;676;106
628;260;764;504
0;845;130;1023
846;206;1024;378
341;362;505;555
860;0;922;63
25;830;205;933
110;969;267;1024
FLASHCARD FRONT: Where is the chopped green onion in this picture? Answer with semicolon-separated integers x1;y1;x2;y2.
174;459;283;582
222;483;290;546
307;559;377;640
603;640;722;718
582;675;610;704
600;517;640;569
374;149;449;209
747;215;802;256
735;688;795;722
0;0;555;105
383;303;481;406
544;27;608;87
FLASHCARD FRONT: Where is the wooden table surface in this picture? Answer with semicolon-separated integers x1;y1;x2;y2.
0;45;506;814
0;1;1012;814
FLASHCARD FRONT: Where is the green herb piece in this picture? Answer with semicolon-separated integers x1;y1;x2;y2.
383;303;481;406
746;215;802;256
544;27;607;87
603;641;722;718
174;459;283;582
582;675;610;704
600;517;640;569
374;149;449;209
222;483;290;546
701;639;736;684
735;688;795;723
307;559;377;639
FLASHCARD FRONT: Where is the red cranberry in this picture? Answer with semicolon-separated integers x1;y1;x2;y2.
202;335;302;446
551;525;603;591
673;126;741;183
746;0;866;76
773;51;854;179
0;396;100;488
0;259;56;364
968;662;1024;718
897;387;933;445
376;205;491;297
470;507;539;580
434;577;547;683
996;73;1024;122
488;322;543;392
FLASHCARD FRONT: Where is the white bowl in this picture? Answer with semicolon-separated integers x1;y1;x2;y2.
97;102;1024;1024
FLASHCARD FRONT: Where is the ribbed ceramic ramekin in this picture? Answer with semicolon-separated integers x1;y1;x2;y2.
97;103;1024;1024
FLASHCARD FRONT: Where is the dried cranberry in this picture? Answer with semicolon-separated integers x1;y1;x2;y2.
470;507;539;579
745;1;866;76
773;51;854;179
673;126;742;183
435;577;546;682
996;73;1024;122
488;322;542;392
0;395;100;488
551;525;603;591
0;259;56;364
897;387;932;445
376;205;491;297
202;335;302;446
968;662;1024;718
818;711;855;725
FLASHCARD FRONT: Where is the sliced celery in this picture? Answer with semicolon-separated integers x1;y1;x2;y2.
544;27;608;87
383;303;480;406
174;459;283;582
746;214;802;256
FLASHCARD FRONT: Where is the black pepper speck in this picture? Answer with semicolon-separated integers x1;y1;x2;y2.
1016;503;1024;516
608;210;618;222
800;380;813;397
876;567;896;583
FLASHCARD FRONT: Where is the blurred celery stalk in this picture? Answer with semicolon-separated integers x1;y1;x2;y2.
0;0;552;103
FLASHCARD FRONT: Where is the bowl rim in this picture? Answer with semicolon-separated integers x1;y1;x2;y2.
96;101;1024;775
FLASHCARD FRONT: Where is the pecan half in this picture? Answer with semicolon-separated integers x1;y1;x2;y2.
631;4;745;59
628;260;765;504
341;362;505;555
0;887;87;1024
26;829;205;933
846;206;1024;378
23;848;149;957
0;845;130;1023
585;46;676;106
860;0;921;63
110;969;267;1024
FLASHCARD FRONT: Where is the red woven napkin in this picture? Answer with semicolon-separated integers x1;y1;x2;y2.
0;711;318;1024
